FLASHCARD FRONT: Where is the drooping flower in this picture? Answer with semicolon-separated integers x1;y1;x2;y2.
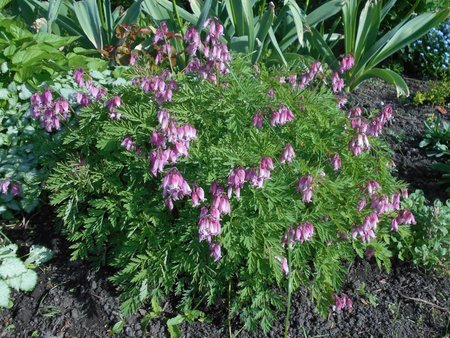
280;144;296;164
275;256;289;275
121;136;135;151
331;153;341;171
252;113;264;129
295;222;314;243
365;180;381;195
339;54;355;73
162;169;191;208
270;105;295;127
227;167;246;199
356;198;367;211
297;175;314;203
351;212;379;243
331;72;344;93
198;206;221;242
191;185;205;207
73;68;85;87
210;242;222;262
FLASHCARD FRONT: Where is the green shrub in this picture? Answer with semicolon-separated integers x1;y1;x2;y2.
44;47;415;331
390;190;449;271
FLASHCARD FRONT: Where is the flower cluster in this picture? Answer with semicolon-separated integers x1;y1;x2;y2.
0;179;20;196
73;68;107;106
331;71;344;93
352;180;415;242
105;96;122;120
162;169;191;210
270;105;295;127
282;222;315;248
339;54;355;74
297;175;314;203
332;294;353;311
348;105;393;156
185;19;231;83
132;70;178;104
30;89;70;132
279;61;322;90
331;153;341;172
149;110;197;176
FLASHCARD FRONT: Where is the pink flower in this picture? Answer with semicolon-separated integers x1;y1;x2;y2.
280;144;296;164
396;209;416;225
73;68;85;87
275;256;289;275
227;167;246;199
352;212;379;243
10;183;20;197
0;179;10;194
210;242;222;262
252;113;264;128
76;93;90;106
297;175;314;203
191;185;205;207
337;95;348;108
356;198;367;211
390;218;399;232
129;53;138;66
365;180;381;195
391;193;401;210
270;105;295;127
198;207;221;242
295;222;314;243
401;188;409;199
212;192;231;215
339;54;355;73
121;136;135;151
153;21;168;44
331;153;341;171
331;72;344;93
162;169;191;208
333;294;353;311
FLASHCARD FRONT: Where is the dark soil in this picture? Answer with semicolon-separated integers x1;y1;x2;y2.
1;78;449;338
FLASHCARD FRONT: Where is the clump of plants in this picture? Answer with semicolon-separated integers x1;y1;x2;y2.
390;190;449;271
414;78;450;105
46;21;414;333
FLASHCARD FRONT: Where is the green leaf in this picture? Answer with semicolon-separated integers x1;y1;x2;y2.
6;270;38;291
306;0;342;27
351;68;409;97
167;315;184;338
0;280;11;308
0;244;18;260
47;0;63;34
25;245;53;267
112;320;124;334
287;0;304;47
73;0;104;50
0;258;27;278
195;0;212;31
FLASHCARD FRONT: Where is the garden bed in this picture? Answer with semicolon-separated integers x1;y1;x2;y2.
0;78;449;337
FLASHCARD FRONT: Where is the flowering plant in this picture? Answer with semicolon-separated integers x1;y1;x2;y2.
408;19;450;78
46;22;414;333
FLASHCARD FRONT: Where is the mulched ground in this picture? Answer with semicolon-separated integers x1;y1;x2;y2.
0;78;449;338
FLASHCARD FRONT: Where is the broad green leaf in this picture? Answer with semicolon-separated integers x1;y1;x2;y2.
287;0;304;46
268;27;286;66
73;0;104;50
0;244;18;260
6;269;37;291
368;9;449;69
354;0;381;64
0;258;27;278
342;0;358;54
351;68;409;97
47;0;63;34
305;26;338;70
306;0;342;27
252;3;274;64
112;320;124;334
33;32;78;47
0;280;11;308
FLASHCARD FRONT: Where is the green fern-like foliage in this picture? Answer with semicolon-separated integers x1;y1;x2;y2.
47;56;405;332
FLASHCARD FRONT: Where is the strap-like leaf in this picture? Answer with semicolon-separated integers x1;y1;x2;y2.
306;0;342;27
47;0;63;34
287;0;304;47
195;0;212;31
73;0;104;50
350;68;409;97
